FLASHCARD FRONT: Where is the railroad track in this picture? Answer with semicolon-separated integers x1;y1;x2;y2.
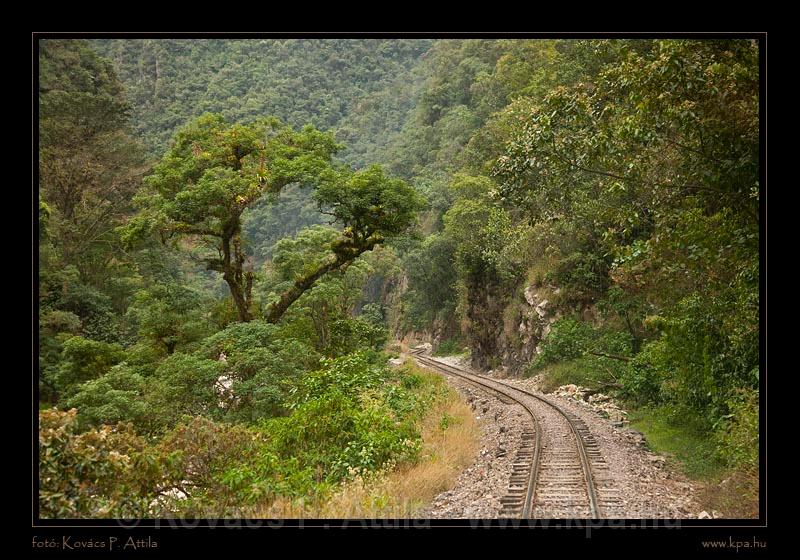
411;349;623;519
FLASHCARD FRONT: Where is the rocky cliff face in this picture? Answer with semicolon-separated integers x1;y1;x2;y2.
498;285;562;374
392;270;573;375
467;281;565;375
467;282;509;371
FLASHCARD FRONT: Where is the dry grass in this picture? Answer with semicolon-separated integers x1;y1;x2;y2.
252;366;479;518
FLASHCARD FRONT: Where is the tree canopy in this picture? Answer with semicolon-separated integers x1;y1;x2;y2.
126;114;422;323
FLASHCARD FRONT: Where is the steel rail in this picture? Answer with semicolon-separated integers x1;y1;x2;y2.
411;350;541;517
411;350;601;519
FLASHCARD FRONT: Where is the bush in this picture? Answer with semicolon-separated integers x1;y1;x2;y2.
531;356;622;393
548;251;610;304
617;338;667;405
528;318;594;370
268;388;420;483
40;310;82;336
265;351;423;486
359;302;386;325
222;344;308;422
65;364;148;429
56;280;122;343
194;320;321;423
529;317;634;372
198;320;282;357
715;388;759;474
328;317;388;356
39;345;443;517
39;409;153;518
51;336;125;398
155;416;279;513
292;351;386;403
145;354;224;430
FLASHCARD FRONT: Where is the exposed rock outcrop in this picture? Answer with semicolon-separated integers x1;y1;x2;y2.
494;285;561;374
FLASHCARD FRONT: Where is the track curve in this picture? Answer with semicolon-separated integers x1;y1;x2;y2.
411;349;623;518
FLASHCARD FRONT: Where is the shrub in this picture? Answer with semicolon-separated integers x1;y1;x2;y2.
268;388;420;484
198;320;282;358
531;356;623;393
40;310;82;336
65;364;148;429
529;317;635;371
39;408;153;518
715;388;759;474
617;338;667;405
51;336;125;398
528;318;594;370
359;302;386;325
328;317;388;356
155;416;276;513
144;354;224;430
292;351;385;402
548;251;610;304
266;351;423;487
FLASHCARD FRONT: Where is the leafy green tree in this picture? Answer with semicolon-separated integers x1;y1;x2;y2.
402;234;458;329
266;225;387;352
126;113;339;321
492;39;759;424
50;336;125;398
65;365;148;428
145;353;224;429
126;282;212;355
443;176;521;286
91;39;432;162
265;165;424;323
38;40;150;406
39;39;147;289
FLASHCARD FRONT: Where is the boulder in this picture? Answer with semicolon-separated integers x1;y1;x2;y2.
413;342;433;354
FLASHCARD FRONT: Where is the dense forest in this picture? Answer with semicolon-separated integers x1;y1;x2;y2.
38;38;760;518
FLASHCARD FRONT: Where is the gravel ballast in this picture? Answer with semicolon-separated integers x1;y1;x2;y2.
417;354;704;519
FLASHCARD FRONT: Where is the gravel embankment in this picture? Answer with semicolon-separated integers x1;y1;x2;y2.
419;371;529;518
419;354;704;519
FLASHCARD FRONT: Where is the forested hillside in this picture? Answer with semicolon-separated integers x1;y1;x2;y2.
91;39;431;166
38;38;761;519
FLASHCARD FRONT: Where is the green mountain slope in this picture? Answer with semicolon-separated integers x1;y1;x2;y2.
92;38;432;167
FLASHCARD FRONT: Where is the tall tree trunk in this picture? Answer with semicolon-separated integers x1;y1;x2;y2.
226;276;250;322
221;231;251;322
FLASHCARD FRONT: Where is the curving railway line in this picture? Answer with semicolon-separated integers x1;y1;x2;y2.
411;348;625;519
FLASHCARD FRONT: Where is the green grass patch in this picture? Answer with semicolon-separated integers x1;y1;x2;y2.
533;358;728;482
627;406;725;480
627;404;759;518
